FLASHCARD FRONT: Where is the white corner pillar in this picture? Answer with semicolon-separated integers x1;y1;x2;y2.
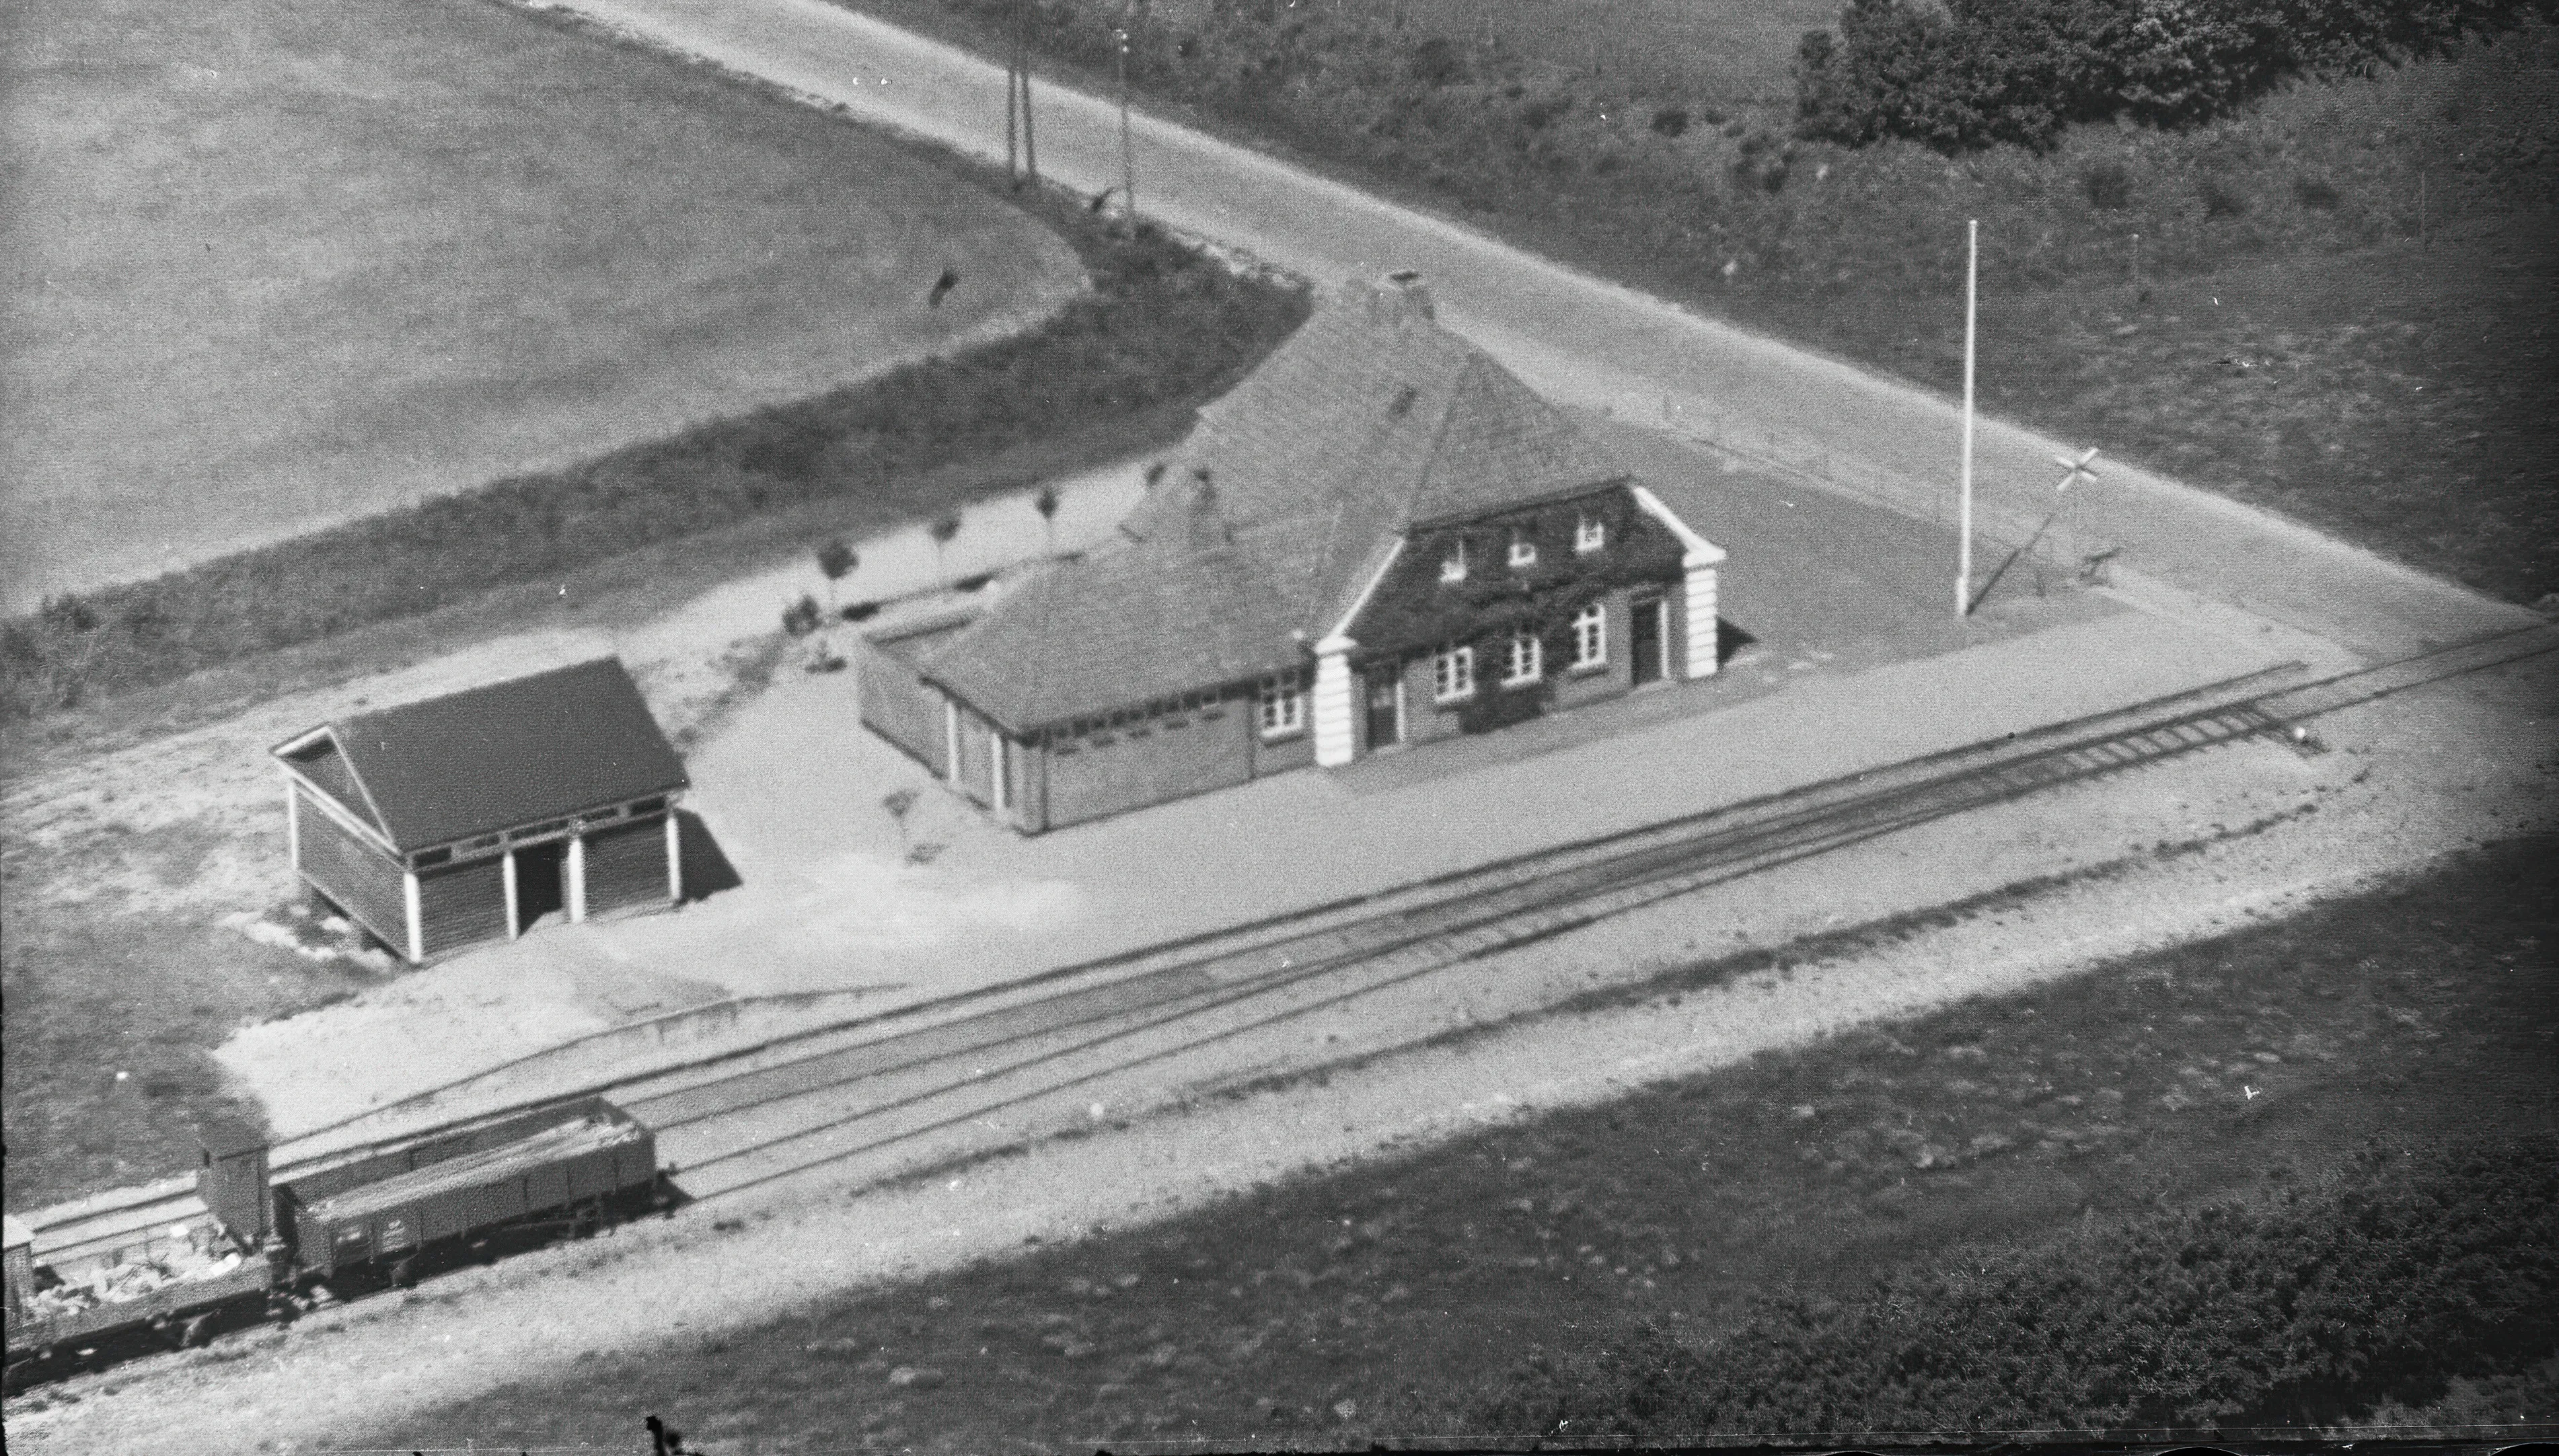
285;779;301;871
1629;483;1728;681
991;734;1010;814
567;832;588;924
1312;640;1357;767
665;810;683;904
1683;558;1721;679
503;847;521;939
402;870;425;964
943;695;963;783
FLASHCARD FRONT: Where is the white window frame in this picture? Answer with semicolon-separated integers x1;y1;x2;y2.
1508;527;1538;569
1576;513;1606;553
1503;630;1543;687
1440;538;1469;584
1572;602;1607;668
1432;644;1475;703
1258;670;1306;737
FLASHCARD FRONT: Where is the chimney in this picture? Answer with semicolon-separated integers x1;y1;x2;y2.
1360;269;1436;326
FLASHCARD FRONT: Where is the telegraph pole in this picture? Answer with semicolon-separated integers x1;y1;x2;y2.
1957;218;1978;617
1018;3;1039;185
1116;20;1136;226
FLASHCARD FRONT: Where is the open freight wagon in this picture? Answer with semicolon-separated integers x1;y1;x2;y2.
5;1096;660;1387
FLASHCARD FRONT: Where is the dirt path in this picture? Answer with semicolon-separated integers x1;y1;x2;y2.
10;642;2550;1453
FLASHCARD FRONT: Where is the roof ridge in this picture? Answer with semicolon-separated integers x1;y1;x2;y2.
1401;352;1480;525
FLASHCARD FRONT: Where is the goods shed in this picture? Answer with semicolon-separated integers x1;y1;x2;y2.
271;658;690;963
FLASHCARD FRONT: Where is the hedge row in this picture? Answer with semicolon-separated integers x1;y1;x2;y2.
0;197;1308;722
1795;0;2559;152
1460;1132;2559;1434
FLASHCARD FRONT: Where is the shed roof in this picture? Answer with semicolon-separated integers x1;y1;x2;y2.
273;658;688;851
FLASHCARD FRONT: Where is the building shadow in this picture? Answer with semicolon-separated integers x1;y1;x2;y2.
675;810;743;905
1718;618;1758;664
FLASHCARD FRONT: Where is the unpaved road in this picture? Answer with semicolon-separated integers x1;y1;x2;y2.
533;0;2534;662
7;5;2555;1449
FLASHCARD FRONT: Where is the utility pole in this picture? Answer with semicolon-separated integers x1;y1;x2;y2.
1957;218;1978;618
1018;1;1039;186
1116;13;1136;227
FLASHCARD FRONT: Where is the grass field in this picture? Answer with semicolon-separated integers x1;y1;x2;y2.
0;0;1084;611
849;1;2559;602
334;835;2558;1449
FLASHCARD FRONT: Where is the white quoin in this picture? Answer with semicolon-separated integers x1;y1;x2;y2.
665;810;683;905
1629;484;1728;681
503;847;522;939
1312;642;1357;767
567;831;588;924
1683;562;1721;679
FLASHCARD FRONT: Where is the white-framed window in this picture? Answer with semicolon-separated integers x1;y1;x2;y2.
1440;538;1469;584
1573;602;1607;668
1432;644;1475;702
1503;631;1543;686
1508;527;1538;569
1576;512;1606;553
1258;669;1305;736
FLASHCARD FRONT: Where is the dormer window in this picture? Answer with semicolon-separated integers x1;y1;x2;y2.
1576;512;1606;553
1440;539;1468;583
1508;527;1537;569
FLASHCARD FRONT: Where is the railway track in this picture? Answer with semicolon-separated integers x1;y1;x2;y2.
616;623;2556;1201
31;624;2554;1256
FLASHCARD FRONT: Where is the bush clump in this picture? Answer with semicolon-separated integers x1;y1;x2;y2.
1794;0;2556;152
1457;1132;2559;1434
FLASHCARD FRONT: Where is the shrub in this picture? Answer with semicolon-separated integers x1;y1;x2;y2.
2293;173;2342;208
1408;36;1468;87
2082;158;2134;209
2200;173;2252;217
1456;1133;2559;1435
1793;0;2556;153
1649;106;1691;137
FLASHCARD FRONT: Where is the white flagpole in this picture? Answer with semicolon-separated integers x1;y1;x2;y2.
1957;218;1978;617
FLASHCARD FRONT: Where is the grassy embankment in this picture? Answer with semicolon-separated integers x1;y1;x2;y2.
0;100;1308;1213
339;835;2557;1450
847;0;2559;604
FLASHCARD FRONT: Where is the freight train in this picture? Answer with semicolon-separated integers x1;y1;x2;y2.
5;1096;663;1389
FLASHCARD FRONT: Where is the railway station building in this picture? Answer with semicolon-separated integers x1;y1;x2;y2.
858;272;1728;833
272;658;690;962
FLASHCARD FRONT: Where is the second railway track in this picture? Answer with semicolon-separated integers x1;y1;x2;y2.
33;625;2550;1260
620;625;2558;1202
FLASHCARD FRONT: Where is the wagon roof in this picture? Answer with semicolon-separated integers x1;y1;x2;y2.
272;658;688;850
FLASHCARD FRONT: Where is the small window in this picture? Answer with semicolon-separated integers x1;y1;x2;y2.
466;835;501;851
1502;631;1543;687
1440;539;1468;584
1258;669;1306;736
1433;644;1475;702
1508;527;1537;569
412;847;452;868
1576;513;1606;553
630;796;666;816
1573;603;1607;668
